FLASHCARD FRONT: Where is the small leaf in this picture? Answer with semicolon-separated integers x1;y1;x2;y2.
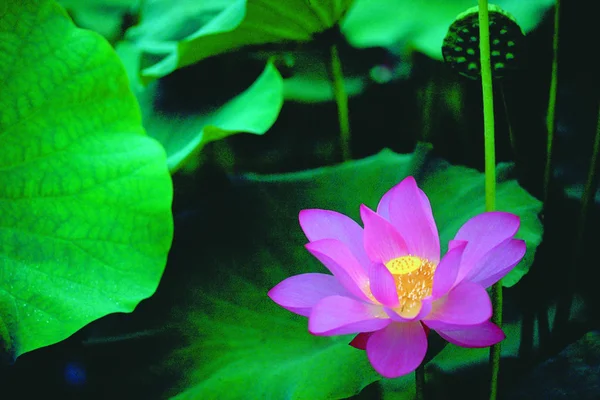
117;42;284;172
0;0;173;358
57;0;140;42
187;62;283;159
150;61;283;172
168;144;542;399
127;0;354;80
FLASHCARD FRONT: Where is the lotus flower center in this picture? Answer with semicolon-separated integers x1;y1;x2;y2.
384;256;437;316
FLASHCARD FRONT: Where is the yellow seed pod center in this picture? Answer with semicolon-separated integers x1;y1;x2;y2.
385;255;423;275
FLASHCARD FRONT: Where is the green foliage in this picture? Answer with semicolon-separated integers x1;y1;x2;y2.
0;0;173;358
341;0;554;59
127;0;354;80
116;43;284;172
168;144;542;399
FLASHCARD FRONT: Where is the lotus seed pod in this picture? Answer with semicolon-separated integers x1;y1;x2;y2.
442;4;525;80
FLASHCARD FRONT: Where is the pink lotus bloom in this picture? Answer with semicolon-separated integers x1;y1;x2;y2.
268;176;526;378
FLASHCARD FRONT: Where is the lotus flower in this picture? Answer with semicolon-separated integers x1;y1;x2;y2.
268;176;526;378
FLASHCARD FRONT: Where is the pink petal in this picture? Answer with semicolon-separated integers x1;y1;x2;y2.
388;177;440;263
360;204;409;263
435;321;506;348
369;263;400;307
308;295;390;336
366;321;428;378
299;209;371;268
431;241;466;299
454;212;520;283
464;239;526;288
424;282;492;327
349;332;373;350
375;183;395;220
268;273;349;317
306;239;371;302
448;239;465;251
384;298;433;322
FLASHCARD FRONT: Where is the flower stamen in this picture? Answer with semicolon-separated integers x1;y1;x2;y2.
385;256;437;317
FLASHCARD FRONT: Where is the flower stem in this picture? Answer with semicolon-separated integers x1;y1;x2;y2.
544;0;560;208
489;283;502;400
500;85;520;179
478;1;496;212
82;328;166;346
329;43;351;161
553;103;600;334
415;363;425;400
477;2;501;399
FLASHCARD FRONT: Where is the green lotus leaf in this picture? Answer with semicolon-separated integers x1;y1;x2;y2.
155;62;283;172
168;144;542;399
421;160;544;287
126;0;354;80
116;42;284;173
341;0;554;60
0;0;173;359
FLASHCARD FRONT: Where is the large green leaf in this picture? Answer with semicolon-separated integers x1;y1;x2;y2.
127;0;354;80
116;42;284;173
0;0;173;359
168;144;542;399
341;0;554;60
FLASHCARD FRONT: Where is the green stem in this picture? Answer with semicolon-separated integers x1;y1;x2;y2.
329;44;351;161
478;1;496;212
537;304;551;350
420;77;436;143
489;283;502;400
477;2;501;399
82;328;166;346
500;85;520;178
544;0;560;208
415;363;425;400
553;103;600;333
